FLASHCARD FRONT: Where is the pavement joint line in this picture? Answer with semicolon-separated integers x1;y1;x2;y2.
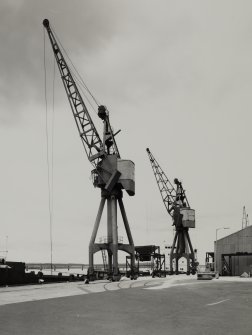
130;281;145;288
117;282;124;289
143;280;164;287
103;283;111;291
77;286;93;293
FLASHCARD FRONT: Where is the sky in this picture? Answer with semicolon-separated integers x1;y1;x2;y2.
0;0;252;265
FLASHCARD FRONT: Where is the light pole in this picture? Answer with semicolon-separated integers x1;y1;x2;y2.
215;227;230;274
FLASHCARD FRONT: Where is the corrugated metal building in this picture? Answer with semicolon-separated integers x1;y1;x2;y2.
215;226;252;276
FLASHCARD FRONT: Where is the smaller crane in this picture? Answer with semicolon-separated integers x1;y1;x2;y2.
146;148;196;275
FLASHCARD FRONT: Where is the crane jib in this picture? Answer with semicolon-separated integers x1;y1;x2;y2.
43;19;103;167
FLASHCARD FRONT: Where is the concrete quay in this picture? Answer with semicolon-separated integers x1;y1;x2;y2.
1;275;252;335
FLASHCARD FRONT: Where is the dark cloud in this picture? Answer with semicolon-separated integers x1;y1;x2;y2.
2;0;252;123
0;0;125;122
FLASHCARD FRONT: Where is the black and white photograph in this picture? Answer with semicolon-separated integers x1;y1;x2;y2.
0;1;252;334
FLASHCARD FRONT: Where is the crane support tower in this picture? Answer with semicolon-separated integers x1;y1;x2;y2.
146;148;196;275
43;19;137;281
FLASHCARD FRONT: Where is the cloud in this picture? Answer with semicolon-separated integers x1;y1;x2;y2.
2;0;252;123
0;0;125;122
1;0;252;264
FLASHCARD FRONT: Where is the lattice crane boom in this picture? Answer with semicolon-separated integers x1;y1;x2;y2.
43;19;120;167
146;148;196;275
146;148;190;219
146;148;176;217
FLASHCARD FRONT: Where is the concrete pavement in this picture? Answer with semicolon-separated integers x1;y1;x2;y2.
1;275;252;306
1;276;252;335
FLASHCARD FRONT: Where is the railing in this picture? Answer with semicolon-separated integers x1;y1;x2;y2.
26;262;154;272
98;236;123;243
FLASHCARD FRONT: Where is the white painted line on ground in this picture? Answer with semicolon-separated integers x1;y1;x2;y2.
144;280;199;290
206;299;230;306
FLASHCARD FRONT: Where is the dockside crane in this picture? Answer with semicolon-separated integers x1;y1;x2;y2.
43;19;136;281
146;148;196;275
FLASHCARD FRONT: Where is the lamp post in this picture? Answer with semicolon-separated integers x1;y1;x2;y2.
215;227;230;274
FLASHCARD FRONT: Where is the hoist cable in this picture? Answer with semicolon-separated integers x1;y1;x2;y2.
43;29;53;275
50;25;118;150
51;26;101;108
50;56;56;247
71;72;97;114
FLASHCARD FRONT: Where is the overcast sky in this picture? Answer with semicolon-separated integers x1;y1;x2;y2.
1;0;252;265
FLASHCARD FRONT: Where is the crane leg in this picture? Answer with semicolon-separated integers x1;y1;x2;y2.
88;197;106;276
170;231;178;274
185;230;196;274
107;198;113;274
175;257;179;275
111;195;119;279
118;197;136;276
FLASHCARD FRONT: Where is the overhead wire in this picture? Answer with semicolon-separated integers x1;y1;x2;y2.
50;25;110;176
46;24;120;186
71;72;98;114
50;56;56;265
51;24;120;156
51;26;101;110
43;28;54;275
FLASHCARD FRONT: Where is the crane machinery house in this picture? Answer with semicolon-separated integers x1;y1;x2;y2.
93;156;135;196
180;208;195;228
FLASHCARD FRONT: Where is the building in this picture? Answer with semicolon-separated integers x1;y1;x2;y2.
215;226;252;276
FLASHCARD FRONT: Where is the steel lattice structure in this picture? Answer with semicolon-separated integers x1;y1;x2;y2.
146;148;190;218
146;148;196;275
43;19;120;167
43;19;136;281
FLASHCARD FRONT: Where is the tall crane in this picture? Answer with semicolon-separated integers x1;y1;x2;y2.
43;19;136;281
146;148;196;275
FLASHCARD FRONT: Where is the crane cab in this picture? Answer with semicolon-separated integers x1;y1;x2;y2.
92;155;135;196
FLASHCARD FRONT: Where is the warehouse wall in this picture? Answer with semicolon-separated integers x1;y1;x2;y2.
215;226;252;276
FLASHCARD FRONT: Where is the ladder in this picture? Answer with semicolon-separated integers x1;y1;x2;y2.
101;249;108;272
